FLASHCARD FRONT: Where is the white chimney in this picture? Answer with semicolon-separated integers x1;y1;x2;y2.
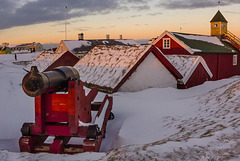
78;33;84;40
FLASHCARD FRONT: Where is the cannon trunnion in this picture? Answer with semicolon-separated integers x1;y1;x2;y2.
19;66;114;154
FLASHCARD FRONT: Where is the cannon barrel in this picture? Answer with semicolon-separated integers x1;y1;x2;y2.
22;66;80;97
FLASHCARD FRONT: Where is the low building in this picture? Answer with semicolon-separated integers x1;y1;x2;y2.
25;51;79;72
151;10;240;80
9;42;43;54
74;45;212;93
56;34;138;59
0;46;11;54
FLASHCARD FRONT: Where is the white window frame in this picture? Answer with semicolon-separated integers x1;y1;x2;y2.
163;38;170;49
213;23;218;28
233;54;237;66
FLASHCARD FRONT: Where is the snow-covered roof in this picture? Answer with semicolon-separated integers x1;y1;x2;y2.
74;45;212;92
166;55;213;84
74;45;150;92
170;32;238;53
152;30;238;54
25;51;64;72
173;33;224;46
64;40;91;53
8;42;41;48
62;39;138;54
114;39;138;45
8;44;19;48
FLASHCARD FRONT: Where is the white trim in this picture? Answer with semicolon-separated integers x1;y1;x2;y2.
181;56;213;84
152;30;194;55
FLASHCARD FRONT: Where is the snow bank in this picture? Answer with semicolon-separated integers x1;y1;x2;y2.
0;54;35;152
0;53;240;160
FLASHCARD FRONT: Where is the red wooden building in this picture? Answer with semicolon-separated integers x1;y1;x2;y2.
25;51;79;72
152;10;240;80
74;45;212;92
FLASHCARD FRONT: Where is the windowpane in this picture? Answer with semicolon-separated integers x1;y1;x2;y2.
163;38;170;49
233;55;237;66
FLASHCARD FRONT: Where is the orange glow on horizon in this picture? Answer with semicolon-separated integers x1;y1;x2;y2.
1;5;240;45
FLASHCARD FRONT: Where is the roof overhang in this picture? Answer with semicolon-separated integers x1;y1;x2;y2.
152;30;194;55
181;56;213;84
113;45;184;92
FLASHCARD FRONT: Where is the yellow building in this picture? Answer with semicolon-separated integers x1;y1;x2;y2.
0;46;11;54
2;42;9;46
210;10;228;36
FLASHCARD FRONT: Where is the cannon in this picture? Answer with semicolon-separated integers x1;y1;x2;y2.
19;66;114;154
22;66;80;97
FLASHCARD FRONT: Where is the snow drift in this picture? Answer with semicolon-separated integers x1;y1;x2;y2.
0;53;240;160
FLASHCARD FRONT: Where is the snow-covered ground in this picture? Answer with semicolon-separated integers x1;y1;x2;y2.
0;53;240;160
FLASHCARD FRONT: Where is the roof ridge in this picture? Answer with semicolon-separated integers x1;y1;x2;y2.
172;32;213;37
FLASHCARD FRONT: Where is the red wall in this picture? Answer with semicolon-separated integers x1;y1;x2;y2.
45;52;79;72
154;35;190;55
196;53;240;80
198;54;218;80
178;64;211;89
155;36;240;81
218;54;240;79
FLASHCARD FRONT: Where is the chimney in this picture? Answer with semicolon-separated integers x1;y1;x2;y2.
106;34;110;40
78;33;84;40
119;35;123;40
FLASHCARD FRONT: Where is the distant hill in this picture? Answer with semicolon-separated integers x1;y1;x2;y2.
135;39;150;45
42;43;59;50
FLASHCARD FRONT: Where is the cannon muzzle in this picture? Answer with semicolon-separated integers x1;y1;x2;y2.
22;66;79;97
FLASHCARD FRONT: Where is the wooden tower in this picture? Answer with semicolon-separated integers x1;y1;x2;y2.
210;10;228;36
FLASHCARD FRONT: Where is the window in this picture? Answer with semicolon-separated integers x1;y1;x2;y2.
163;38;170;49
233;55;237;66
213;23;218;28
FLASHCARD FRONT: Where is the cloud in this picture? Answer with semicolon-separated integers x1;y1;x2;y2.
0;0;121;30
131;5;151;11
73;27;92;31
51;21;71;27
148;12;162;16
118;14;143;19
0;0;154;30
97;26;116;29
225;11;240;14
158;0;240;9
135;24;149;26
3;0;239;30
130;15;142;18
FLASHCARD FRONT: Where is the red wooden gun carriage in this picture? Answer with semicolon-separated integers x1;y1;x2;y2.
19;66;114;154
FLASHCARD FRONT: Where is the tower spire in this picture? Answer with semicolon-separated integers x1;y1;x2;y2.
218;1;220;10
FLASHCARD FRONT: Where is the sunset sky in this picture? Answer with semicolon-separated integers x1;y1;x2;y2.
0;0;239;44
